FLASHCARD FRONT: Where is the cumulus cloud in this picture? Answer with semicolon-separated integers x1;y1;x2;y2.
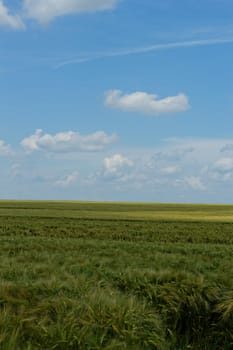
23;0;118;24
0;140;13;156
55;172;79;187
160;166;180;175
184;176;206;191
220;143;233;153
104;154;133;175
104;90;190;116
147;147;194;170
21;129;117;153
0;0;25;29
214;157;233;172
7;136;233;202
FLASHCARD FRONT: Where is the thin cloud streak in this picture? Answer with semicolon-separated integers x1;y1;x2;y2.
55;37;233;69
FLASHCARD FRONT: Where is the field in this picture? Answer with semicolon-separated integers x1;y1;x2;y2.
0;201;233;349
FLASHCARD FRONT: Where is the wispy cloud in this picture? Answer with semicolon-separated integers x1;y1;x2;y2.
55;37;233;69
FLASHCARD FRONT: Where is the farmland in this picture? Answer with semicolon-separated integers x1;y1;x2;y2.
0;201;232;349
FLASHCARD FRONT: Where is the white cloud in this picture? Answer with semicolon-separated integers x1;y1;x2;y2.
21;129;117;153
220;143;233;153
214;157;233;172
160;166;180;175
222;172;233;182
4;136;233;202
104;154;133;175
184;176;206;191
0;0;25;29
23;0;118;24
55;172;79;187
104;90;190;116
0;140;13;156
146;148;194;170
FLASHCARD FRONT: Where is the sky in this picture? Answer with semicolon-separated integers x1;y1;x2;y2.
1;0;233;202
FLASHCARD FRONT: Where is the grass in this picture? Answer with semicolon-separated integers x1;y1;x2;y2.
0;201;232;349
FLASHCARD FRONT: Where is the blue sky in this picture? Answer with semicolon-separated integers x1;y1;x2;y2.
1;0;233;202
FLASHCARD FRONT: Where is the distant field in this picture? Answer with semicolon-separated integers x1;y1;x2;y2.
1;200;233;221
0;201;232;349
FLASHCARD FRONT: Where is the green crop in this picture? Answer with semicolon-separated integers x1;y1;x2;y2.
0;201;232;349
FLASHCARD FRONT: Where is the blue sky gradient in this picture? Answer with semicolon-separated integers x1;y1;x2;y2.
1;0;233;202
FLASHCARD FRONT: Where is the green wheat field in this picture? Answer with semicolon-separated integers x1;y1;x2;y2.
0;200;233;349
